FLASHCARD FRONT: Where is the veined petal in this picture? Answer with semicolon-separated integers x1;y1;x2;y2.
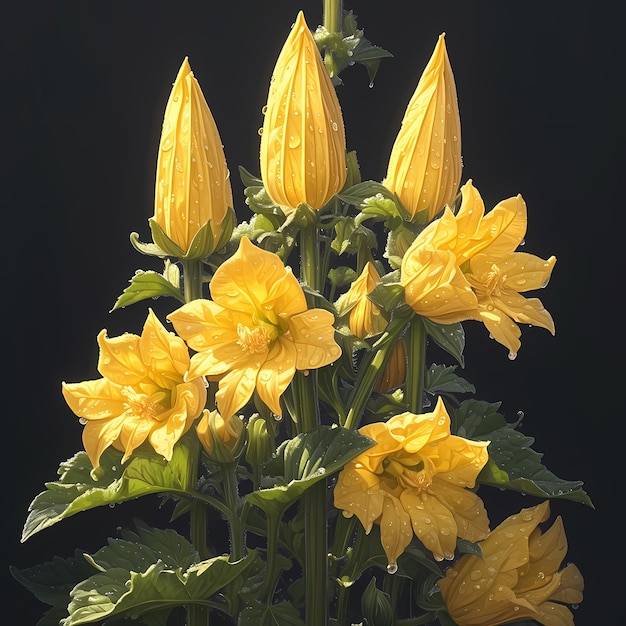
82;414;128;469
260;11;347;211
333;464;383;533
401;489;458;560
379;493;414;567
209;237;307;317
429;433;489;484
550;564;584;605
140;309;190;386
117;412;158;463
534;601;577;626
479;306;523;355
97;330;146;385
214;361;260;419
501;252;557;292
62;378;126;421
289;308;341;369
451;180;486;265
492;289;555;334
255;339;297;416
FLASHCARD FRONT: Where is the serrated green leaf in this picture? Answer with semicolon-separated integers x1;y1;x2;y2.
63;552;257;625
239;600;305;626
478;428;593;507
22;437;196;541
451;399;507;438
421;318;465;367
247;426;375;517
111;270;184;311
425;364;475;396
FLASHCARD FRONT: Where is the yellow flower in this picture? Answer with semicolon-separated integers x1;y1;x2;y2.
401;180;556;355
168;236;341;419
153;57;233;255
334;397;489;567
335;262;387;339
260;11;347;212
196;410;244;462
61;310;207;470
439;501;584;626
383;33;462;222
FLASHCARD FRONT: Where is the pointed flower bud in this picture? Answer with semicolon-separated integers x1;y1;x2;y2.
383;34;462;223
260;11;347;212
196;410;245;463
153;57;233;255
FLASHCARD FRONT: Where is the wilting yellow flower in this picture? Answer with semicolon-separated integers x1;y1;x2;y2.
439;501;584;626
401;180;556;356
334;397;489;567
260;11;347;212
335;262;387;339
383;33;462;222
153;57;233;254
168;237;341;419
62;310;207;470
196;410;244;462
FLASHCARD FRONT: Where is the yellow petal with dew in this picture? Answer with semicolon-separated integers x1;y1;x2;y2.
379;493;414;568
255;339;298;416
289;308;341;370
97;330;145;386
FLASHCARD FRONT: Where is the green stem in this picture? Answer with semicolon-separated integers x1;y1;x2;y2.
182;258;208;626
223;462;245;562
406;316;426;413
300;221;321;292
259;510;283;605
343;311;411;430
323;0;343;77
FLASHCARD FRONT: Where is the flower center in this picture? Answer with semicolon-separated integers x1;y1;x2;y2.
121;386;160;421
467;262;506;299
236;322;278;354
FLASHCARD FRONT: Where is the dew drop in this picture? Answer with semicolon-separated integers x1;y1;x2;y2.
386;562;398;574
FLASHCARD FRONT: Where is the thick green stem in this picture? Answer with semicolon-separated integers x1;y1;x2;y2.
323;0;343;77
300;221;321;292
406;316;426;413
343;312;411;430
223;462;245;562
182;259;209;626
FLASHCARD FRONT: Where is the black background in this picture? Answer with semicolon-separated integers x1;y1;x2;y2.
4;1;622;623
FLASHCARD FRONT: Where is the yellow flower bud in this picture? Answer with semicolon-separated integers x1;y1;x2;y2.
196;410;244;463
153;57;233;254
383;34;462;222
260;11;347;212
375;338;406;393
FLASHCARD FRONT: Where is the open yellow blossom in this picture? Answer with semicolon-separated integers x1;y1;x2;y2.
168;237;341;419
61;310;207;470
260;11;347;212
439;501;584;626
334;397;489;566
383;33;462;222
401;180;556;355
335;262;387;339
153;57;233;255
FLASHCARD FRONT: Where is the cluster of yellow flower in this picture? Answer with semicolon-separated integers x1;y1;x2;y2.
58;10;582;626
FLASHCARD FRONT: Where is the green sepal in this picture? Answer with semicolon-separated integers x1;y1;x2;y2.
239;165;286;228
361;576;393;626
456;537;482;558
421;317;466;367
246;426;375;518
331;217;377;255
21;436;197;542
239;600;305;626
147;218;185;258
110;265;184;311
367;280;406;314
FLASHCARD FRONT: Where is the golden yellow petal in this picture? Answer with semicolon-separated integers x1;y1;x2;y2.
501;253;557;293
62;378;125;422
383;34;461;221
255;338;298;416
260;11;346;211
451;180;487;265
97;329;146;385
214;361;260;419
333;463;383;533
479;306;523;356
550;563;584;605
379;493;414;566
430;434;489;486
210;237;307;318
534;601;577;626
116;412;156;463
153;57;232;254
289;308;341;369
82;414;127;469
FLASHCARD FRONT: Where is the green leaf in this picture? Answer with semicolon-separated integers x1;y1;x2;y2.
361;576;393;626
337;180;394;207
239;600;305;626
367;282;406;314
328;265;358;288
478;427;594;507
425;364;475;396
451;399;507;438
111;269;184;311
247;426;375;518
22;437;197;541
421;318;465;367
456;538;482;558
63;551;257;625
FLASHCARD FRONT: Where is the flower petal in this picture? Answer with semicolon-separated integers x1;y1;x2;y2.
379;493;414;567
97;330;146;385
333;464;383;534
255;338;297;416
289;308;341;369
62;378;125;421
501;252;557;293
214;360;260;419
